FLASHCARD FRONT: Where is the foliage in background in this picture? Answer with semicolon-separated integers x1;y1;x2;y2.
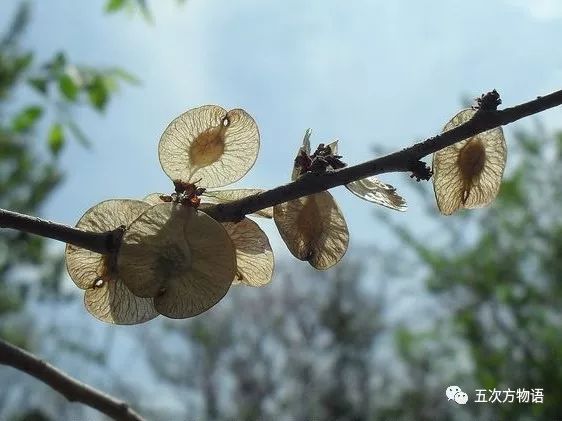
104;0;187;22
0;2;137;418
381;125;562;420
0;0;135;335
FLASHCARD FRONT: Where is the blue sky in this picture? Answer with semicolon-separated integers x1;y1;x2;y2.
1;0;561;258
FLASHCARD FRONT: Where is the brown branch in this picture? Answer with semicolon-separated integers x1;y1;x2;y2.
205;88;562;220
0;339;146;421
0;208;122;255
0;88;561;254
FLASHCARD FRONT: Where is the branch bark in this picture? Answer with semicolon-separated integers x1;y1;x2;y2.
0;339;146;421
1;88;561;254
0;208;122;255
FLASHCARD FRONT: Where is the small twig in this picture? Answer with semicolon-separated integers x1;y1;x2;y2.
0;339;146;421
0;88;561;254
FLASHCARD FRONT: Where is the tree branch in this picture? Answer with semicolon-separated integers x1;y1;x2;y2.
0;208;121;255
0;339;146;421
205;89;562;221
1;88;561;254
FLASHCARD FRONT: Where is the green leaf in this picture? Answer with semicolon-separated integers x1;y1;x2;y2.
102;74;118;92
45;52;66;73
111;67;141;85
0;2;30;47
87;76;109;111
0;287;22;315
58;73;78;101
518;132;540;155
28;77;48;94
105;0;126;13
14;52;33;73
0;325;30;349
47;123;65;156
11;105;43;132
136;0;153;22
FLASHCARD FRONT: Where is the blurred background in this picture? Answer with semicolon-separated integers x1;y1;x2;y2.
1;1;562;419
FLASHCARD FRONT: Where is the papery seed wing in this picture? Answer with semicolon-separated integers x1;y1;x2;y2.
84;278;158;325
154;207;236;318
433;109;507;215
143;193;167;206
346;176;407;211
274;191;348;270
222;217;274;287
118;203;236;318
158;105;260;188
118;203;192;298
302;128;311;155
292;129;312;181
65;199;158;324
326;140;338;155
65;200;151;289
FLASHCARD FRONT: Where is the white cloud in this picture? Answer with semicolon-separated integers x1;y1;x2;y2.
504;0;562;20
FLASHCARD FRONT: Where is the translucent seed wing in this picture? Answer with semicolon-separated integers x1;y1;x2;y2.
346;176;407;211
84;278;158;325
432;141;464;215
118;203;236;318
153;207;236;318
443;108;476;132
202;188;273;218
143;193;167;205
158;105;260;188
65;199;158;324
65;199;151;289
118;203;193;298
292;129;312;181
222;217;274;287
433;109;506;215
274;191;349;270
302;128;312;156
326;140;338;155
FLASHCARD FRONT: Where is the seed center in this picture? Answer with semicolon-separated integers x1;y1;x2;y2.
458;138;486;180
155;243;192;281
189;126;226;168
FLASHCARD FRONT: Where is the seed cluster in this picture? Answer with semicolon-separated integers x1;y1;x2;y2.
275;130;407;270
66;105;272;324
65;105;506;324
